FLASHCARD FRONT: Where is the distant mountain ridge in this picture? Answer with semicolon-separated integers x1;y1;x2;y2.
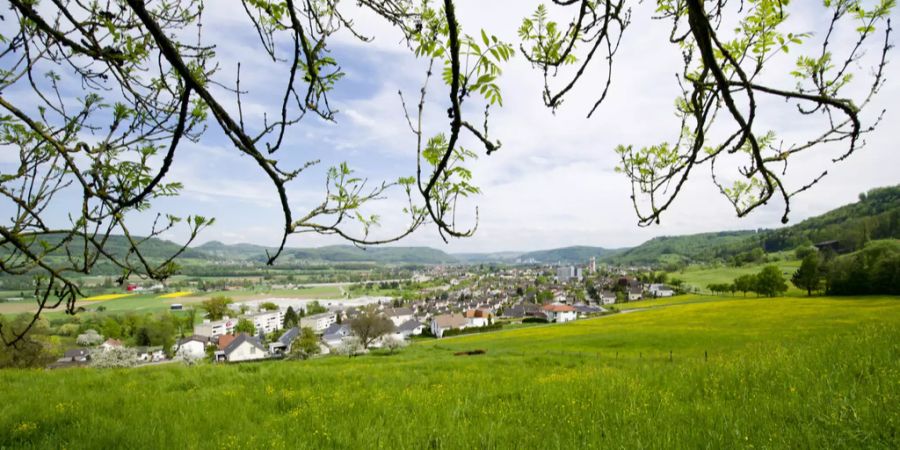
12;185;896;268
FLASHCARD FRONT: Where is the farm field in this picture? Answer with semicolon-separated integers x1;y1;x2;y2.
0;285;347;317
1;295;898;449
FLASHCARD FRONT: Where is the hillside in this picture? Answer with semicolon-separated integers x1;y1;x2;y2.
278;245;458;264
602;230;760;266
517;245;620;263
2;296;898;448
9;233;211;262
603;184;900;267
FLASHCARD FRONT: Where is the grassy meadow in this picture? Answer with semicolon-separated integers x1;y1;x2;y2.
1;295;899;449
678;260;803;294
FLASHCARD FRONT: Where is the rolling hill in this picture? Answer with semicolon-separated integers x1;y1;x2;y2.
602;184;900;267
8;184;897;269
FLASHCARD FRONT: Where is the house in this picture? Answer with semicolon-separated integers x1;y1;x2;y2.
573;304;604;317
430;314;468;338
215;333;267;363
502;305;526;319
217;334;237;351
246;310;285;334
100;339;123;352
194;317;237;339
599;290;617;305
394;319;425;339
135;346;166;362
543;304;577;323
648;284;674;297
322;323;353;348
627;287;643;301
384;307;415;327
464;308;493;327
174;335;210;360
268;327;299;356
60;348;91;363
300;312;337;333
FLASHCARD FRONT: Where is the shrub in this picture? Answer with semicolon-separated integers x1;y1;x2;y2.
382;335;408;354
334;337;364;357
522;317;549;324
76;329;104;346
91;347;138;369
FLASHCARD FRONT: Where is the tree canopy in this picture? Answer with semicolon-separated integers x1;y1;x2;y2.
0;0;893;344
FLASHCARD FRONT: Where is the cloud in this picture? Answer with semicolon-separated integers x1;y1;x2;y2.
3;1;897;254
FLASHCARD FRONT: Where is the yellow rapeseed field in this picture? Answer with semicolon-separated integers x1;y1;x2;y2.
159;291;192;299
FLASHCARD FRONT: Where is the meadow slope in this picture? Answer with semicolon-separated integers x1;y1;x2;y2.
1;296;899;449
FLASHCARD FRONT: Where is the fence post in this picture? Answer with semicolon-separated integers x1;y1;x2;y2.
705;350;708;362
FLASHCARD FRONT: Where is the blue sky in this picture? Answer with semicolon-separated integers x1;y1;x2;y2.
2;1;899;253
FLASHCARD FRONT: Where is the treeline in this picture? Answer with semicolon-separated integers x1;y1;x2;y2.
709;239;899;297
826;240;899;295
707;266;788;297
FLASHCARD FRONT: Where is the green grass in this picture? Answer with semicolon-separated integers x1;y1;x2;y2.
678;260;803;295
1;296;898;449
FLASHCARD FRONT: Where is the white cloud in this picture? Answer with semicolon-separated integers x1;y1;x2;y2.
4;1;896;254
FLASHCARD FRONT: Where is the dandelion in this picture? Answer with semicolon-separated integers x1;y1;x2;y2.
13;421;37;436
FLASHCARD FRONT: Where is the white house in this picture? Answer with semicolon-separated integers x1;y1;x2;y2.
599;291;617;305
543;304;577;323
648;284;675;297
194;317;237;338
246;310;285;335
216;333;267;362
174;335;210;359
300;312;337;333
322;323;353;348
135;346;166;362
464;309;493;327
430;314;468;338
627;287;643;301
393;320;425;339
384;307;415;327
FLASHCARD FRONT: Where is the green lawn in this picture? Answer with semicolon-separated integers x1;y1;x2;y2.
1;295;898;448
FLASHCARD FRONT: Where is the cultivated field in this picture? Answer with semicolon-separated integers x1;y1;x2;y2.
0;285;346;317
1;295;898;448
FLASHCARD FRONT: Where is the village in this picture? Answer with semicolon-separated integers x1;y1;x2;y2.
51;259;679;368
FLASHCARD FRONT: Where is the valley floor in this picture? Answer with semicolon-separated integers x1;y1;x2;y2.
2;295;899;449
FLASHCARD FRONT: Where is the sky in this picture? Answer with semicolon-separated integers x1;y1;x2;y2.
2;1;899;254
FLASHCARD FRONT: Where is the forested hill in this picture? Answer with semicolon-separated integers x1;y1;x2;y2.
601;230;761;267
602;184;900;267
